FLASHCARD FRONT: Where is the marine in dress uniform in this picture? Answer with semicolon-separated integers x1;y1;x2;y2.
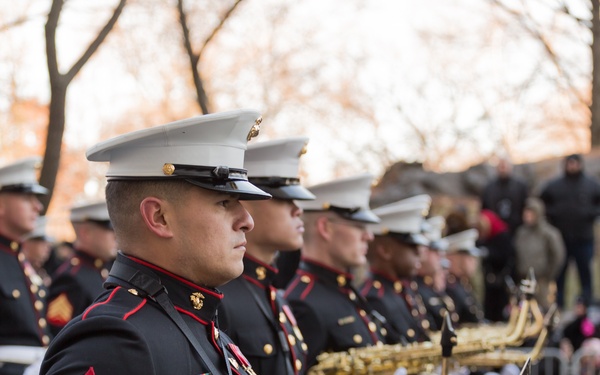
46;201;116;335
21;216;54;287
219;137;313;375
415;216;458;329
360;195;433;344
444;228;486;325
0;157;51;375
284;174;387;368
40;109;272;375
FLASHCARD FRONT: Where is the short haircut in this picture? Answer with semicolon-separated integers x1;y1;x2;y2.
105;180;192;247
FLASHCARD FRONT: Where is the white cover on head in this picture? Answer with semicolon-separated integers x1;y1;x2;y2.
369;195;431;236
299;174;373;211
70;201;110;223
0;157;47;194
445;228;481;256
85;109;270;200
424;216;446;242
86;109;261;177
245;137;309;178
296;173;379;223
24;216;51;241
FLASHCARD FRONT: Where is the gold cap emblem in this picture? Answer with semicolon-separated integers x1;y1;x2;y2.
247;117;262;141
299;143;308;157
162;163;175;176
190;292;205;310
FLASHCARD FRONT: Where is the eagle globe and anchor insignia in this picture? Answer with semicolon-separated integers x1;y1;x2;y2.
190;292;205;310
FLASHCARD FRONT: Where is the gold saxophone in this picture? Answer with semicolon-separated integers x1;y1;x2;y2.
307;270;552;375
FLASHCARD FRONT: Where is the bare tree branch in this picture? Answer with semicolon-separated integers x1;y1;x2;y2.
176;0;244;113
490;0;588;106
0;15;34;33
198;0;243;58
65;0;126;83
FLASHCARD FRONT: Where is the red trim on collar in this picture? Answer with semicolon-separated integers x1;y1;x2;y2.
244;253;278;273
369;268;398;283
127;255;222;299
242;274;265;289
301;257;353;279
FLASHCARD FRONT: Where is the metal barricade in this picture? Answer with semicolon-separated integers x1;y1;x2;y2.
570;346;600;375
501;347;568;375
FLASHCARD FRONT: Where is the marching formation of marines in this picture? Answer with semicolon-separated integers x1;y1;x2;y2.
0;109;593;375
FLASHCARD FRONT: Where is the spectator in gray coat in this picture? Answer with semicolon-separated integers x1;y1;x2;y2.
514;197;565;311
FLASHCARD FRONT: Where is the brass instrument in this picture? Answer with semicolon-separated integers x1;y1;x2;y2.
307;270;548;375
458;304;557;368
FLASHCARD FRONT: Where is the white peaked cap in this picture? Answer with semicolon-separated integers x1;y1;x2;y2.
24;216;52;241
0;157;48;195
244;137;315;200
86;109;270;200
445;228;481;256
423;216;449;252
369;195;431;245
70;201;111;223
424;216;446;241
297;173;380;223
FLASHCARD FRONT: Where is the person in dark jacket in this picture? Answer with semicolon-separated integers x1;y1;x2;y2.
0;157;52;375
284;174;386;368
360;195;433;344
219;137;313;375
416;216;457;329
46;201;116;336
41;109;271;375
477;209;515;322
480;157;529;238
444;228;486;326
540;153;600;308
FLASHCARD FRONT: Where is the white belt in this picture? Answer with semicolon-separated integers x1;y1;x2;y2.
0;346;47;365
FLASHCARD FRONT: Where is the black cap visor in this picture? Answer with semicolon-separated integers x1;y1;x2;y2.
186;179;271;201
159;163;271;201
256;184;315;200
313;205;380;224
0;183;48;195
428;240;448;252
387;232;429;247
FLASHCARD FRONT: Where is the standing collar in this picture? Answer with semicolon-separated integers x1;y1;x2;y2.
242;254;278;288
73;249;111;271
368;269;404;294
109;252;224;324
299;258;354;289
0;233;20;255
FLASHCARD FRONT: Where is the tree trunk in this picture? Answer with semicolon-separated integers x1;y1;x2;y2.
591;0;600;147
39;0;127;214
39;82;67;212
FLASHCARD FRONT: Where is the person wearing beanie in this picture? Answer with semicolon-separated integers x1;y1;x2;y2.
514;197;565;311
